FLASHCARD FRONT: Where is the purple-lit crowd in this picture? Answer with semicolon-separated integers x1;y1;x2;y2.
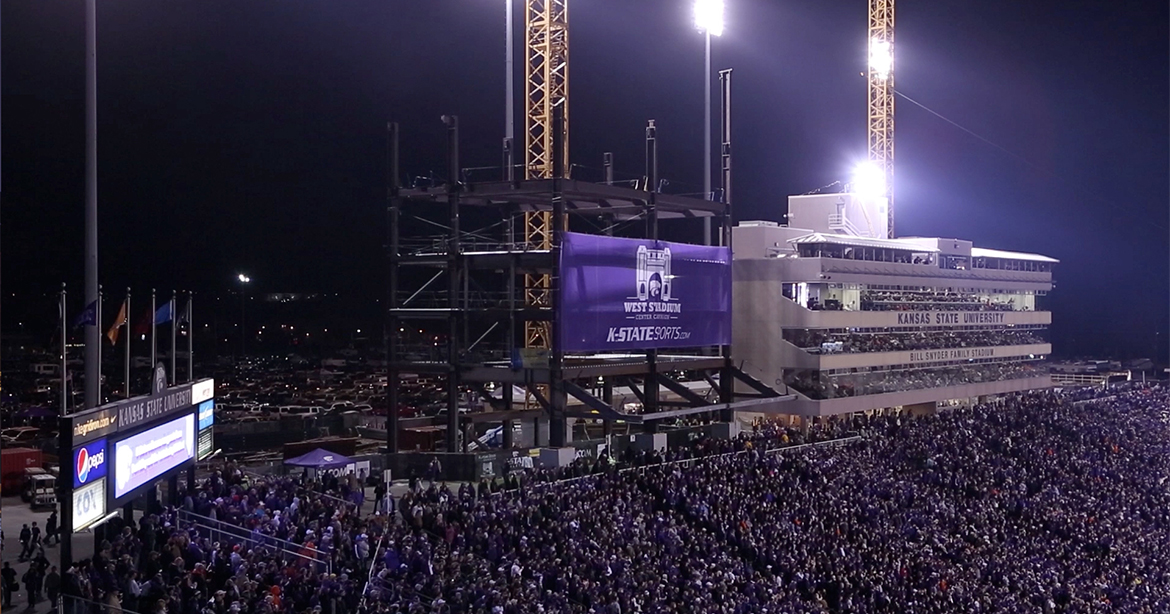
54;383;1169;613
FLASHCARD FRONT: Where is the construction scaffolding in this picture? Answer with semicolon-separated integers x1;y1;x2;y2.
384;114;791;461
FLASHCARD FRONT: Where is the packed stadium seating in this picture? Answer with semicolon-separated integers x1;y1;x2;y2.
786;329;1046;354
59;385;1170;613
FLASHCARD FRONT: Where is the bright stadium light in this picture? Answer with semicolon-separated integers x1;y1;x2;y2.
869;38;892;81
852;161;886;198
694;0;724;36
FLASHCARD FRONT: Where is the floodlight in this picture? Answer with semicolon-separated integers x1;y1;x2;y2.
694;0;724;36
238;274;251;283
869;38;892;81
852;161;886;198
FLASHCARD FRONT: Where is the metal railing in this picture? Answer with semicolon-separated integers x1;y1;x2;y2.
176;509;330;573
61;594;147;614
359;533;388;612
1050;373;1109;387
512;435;865;488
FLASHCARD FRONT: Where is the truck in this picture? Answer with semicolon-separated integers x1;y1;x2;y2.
1;447;44;495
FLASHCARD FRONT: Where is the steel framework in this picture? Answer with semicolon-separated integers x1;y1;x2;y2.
523;0;570;354
385;115;791;466
867;0;894;237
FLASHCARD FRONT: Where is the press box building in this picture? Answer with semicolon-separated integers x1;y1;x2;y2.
733;193;1055;417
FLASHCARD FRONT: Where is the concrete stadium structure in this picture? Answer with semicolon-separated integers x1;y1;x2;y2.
733;193;1056;417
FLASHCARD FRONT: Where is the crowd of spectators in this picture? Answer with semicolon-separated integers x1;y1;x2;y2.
55;384;1170;613
859;291;1017;312
786;361;1044;400
59;467;378;614
787;329;1046;354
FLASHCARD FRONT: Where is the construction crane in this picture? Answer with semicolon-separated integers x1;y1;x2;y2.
868;0;894;237
523;0;569;354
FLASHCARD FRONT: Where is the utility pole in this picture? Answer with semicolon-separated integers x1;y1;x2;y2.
84;0;100;408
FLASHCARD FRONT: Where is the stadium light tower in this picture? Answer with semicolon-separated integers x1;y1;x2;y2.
852;161;887;199
695;0;723;246
867;0;895;237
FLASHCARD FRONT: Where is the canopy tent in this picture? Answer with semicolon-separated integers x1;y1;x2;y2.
283;448;352;469
17;407;57;418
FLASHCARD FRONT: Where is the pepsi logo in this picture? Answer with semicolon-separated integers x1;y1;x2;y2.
76;446;105;484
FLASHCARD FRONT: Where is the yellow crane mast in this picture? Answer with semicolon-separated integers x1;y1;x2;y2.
868;0;894;237
524;0;569;353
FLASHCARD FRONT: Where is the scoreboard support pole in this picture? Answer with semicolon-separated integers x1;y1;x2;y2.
58;415;74;570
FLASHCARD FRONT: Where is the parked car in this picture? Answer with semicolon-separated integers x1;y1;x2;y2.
1;426;41;445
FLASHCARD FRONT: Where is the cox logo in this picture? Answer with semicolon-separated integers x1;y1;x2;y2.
75;443;106;486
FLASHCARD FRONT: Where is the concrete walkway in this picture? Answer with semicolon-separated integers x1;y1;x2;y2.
2;495;90;614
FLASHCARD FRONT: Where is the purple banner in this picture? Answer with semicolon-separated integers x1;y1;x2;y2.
558;232;731;351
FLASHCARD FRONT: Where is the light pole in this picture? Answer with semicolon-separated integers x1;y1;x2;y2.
237;274;251;357
504;0;515;181
84;0;100;409
694;0;724;246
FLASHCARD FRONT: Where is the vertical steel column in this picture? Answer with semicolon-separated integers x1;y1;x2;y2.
703;30;712;246
170;292;177;385
504;208;516;449
84;0;99;410
124;288;131;396
643;120;659;432
503;417;515;449
719;69;734;421
504;0;515;181
387;122;401;454
58;284;74;569
603;153;615;244
719;69;733;228
186;293;193;382
151;289;157;369
60;285;68;415
602;378;613;439
548;105;568;447
443;115;462;454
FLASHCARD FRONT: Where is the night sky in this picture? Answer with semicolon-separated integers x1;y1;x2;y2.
2;0;1167;361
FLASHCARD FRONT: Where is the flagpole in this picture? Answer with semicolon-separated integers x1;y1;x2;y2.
125;287;131;398
170;292;177;385
187;293;194;382
97;284;103;405
60;283;68;416
151;288;157;371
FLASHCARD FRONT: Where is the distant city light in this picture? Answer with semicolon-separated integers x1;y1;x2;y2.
869;38;892;81
694;0;724;36
852;161;887;198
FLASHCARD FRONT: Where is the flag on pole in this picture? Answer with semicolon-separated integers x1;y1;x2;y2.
107;300;128;345
132;308;153;337
178;299;191;325
72;301;97;329
154;301;173;324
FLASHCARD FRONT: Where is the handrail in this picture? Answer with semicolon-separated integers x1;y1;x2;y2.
515;434;864;488
62;594;148;614
358;533;387;612
176;509;330;572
